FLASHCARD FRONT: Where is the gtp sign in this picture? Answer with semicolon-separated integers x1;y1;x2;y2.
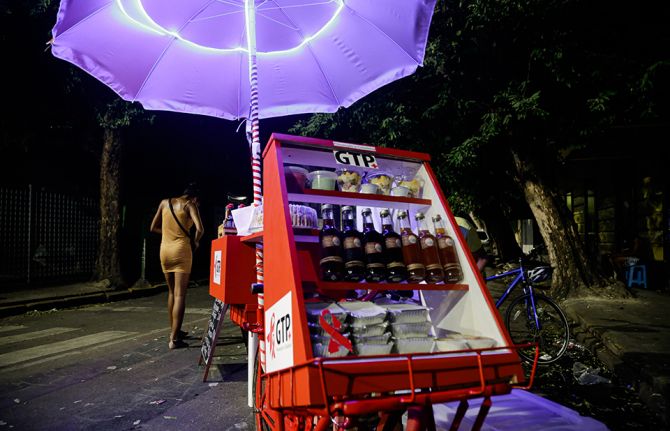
333;150;378;169
265;292;293;372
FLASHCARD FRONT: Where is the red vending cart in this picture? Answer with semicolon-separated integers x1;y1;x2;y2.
211;134;534;431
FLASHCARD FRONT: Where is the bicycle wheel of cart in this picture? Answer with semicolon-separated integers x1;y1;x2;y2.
505;293;569;364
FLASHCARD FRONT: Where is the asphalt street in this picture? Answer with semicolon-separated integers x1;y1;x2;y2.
0;284;254;430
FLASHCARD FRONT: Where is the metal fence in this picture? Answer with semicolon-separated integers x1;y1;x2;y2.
0;186;98;285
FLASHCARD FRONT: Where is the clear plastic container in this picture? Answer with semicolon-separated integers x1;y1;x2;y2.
338;301;388;327
391;321;433;338
434;337;469;352
305;302;348;324
349;322;389;337
312;342;350;358
365;172;393;195
307;170;338;190
354;341;394;356
284;165;308;192
382;303;430;323
336;169;363;193
395;337;435;354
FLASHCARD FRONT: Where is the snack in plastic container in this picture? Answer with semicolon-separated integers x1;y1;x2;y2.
398;176;424;198
395;337;435;354
336;169;362;193
382;303;430;324
435;337;470;352
391;321;433;338
349;322;389;337
284;165;308;192
311;332;351;345
366;173;393;195
390;185;410;197
354;341;394;356
305;302;348;324
312;342;350;358
337;301;387;327
359;183;380;194
307;170;338;190
465;336;497;349
308;321;349;336
351;332;392;344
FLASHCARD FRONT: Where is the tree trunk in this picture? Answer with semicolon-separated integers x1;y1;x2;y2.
511;149;627;299
95;127;123;287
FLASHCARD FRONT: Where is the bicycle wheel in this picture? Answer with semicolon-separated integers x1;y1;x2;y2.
505;293;569;364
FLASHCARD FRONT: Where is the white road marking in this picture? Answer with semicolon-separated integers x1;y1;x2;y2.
184;307;212;315
0;331;137;368
0;327;80;347
0;326;26;333
106;307;152;312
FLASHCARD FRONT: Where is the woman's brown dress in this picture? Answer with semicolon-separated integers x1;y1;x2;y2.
160;199;194;273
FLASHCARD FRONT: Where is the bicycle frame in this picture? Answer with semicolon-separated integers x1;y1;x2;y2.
486;261;542;331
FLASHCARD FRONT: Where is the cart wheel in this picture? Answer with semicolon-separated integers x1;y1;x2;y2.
253;350;273;431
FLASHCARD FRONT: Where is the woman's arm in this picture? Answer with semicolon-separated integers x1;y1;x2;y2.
150;200;164;234
188;202;205;249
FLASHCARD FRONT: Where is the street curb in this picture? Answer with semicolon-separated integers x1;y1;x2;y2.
0;285;168;318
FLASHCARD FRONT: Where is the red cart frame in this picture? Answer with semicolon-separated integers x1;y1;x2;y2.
211;134;535;430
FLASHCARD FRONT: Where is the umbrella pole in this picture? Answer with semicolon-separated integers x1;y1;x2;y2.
245;0;264;408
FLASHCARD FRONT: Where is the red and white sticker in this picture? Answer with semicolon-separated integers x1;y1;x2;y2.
265;292;294;372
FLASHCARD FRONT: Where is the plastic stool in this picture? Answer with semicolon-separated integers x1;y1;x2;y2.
626;264;647;289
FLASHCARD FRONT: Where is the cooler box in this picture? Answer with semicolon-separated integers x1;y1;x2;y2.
209;236;257;305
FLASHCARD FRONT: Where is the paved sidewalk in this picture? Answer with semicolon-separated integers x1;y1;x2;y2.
562;288;670;424
485;267;670;426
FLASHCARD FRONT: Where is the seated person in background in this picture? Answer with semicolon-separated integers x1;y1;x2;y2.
454;216;488;272
610;236;647;280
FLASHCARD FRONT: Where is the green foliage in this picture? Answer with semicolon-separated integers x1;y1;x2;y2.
97;99;154;130
290;0;668;215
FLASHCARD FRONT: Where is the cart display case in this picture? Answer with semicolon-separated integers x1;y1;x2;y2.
210;134;533;431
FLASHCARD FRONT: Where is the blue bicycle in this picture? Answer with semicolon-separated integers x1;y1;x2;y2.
486;254;569;364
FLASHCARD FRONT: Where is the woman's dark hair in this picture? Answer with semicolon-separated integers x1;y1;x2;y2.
183;182;200;198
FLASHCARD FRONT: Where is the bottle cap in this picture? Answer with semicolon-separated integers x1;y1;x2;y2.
342;206;354;212
380;209;390;217
361;207;372;215
432;214;442;222
415;212;425;220
321;204;333;211
397;210;408;218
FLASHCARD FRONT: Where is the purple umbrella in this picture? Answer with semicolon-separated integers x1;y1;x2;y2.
51;0;437;384
51;0;436;201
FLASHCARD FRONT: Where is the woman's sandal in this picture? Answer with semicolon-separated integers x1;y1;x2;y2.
169;339;189;350
176;330;189;341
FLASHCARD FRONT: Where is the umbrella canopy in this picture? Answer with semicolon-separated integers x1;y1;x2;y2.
51;0;437;121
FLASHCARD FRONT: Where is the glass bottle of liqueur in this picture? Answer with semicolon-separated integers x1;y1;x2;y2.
432;214;464;283
397;210;426;283
361;208;387;282
340;206;365;282
415;212;445;283
380;209;408;283
319;204;344;281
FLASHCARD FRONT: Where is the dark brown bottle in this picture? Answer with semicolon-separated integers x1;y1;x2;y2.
341;206;365;282
319;204;344;281
398;210;426;283
380;209;408;283
415;212;445;283
433;214;464;283
361;208;387;282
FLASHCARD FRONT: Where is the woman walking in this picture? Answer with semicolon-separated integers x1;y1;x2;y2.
150;183;204;349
